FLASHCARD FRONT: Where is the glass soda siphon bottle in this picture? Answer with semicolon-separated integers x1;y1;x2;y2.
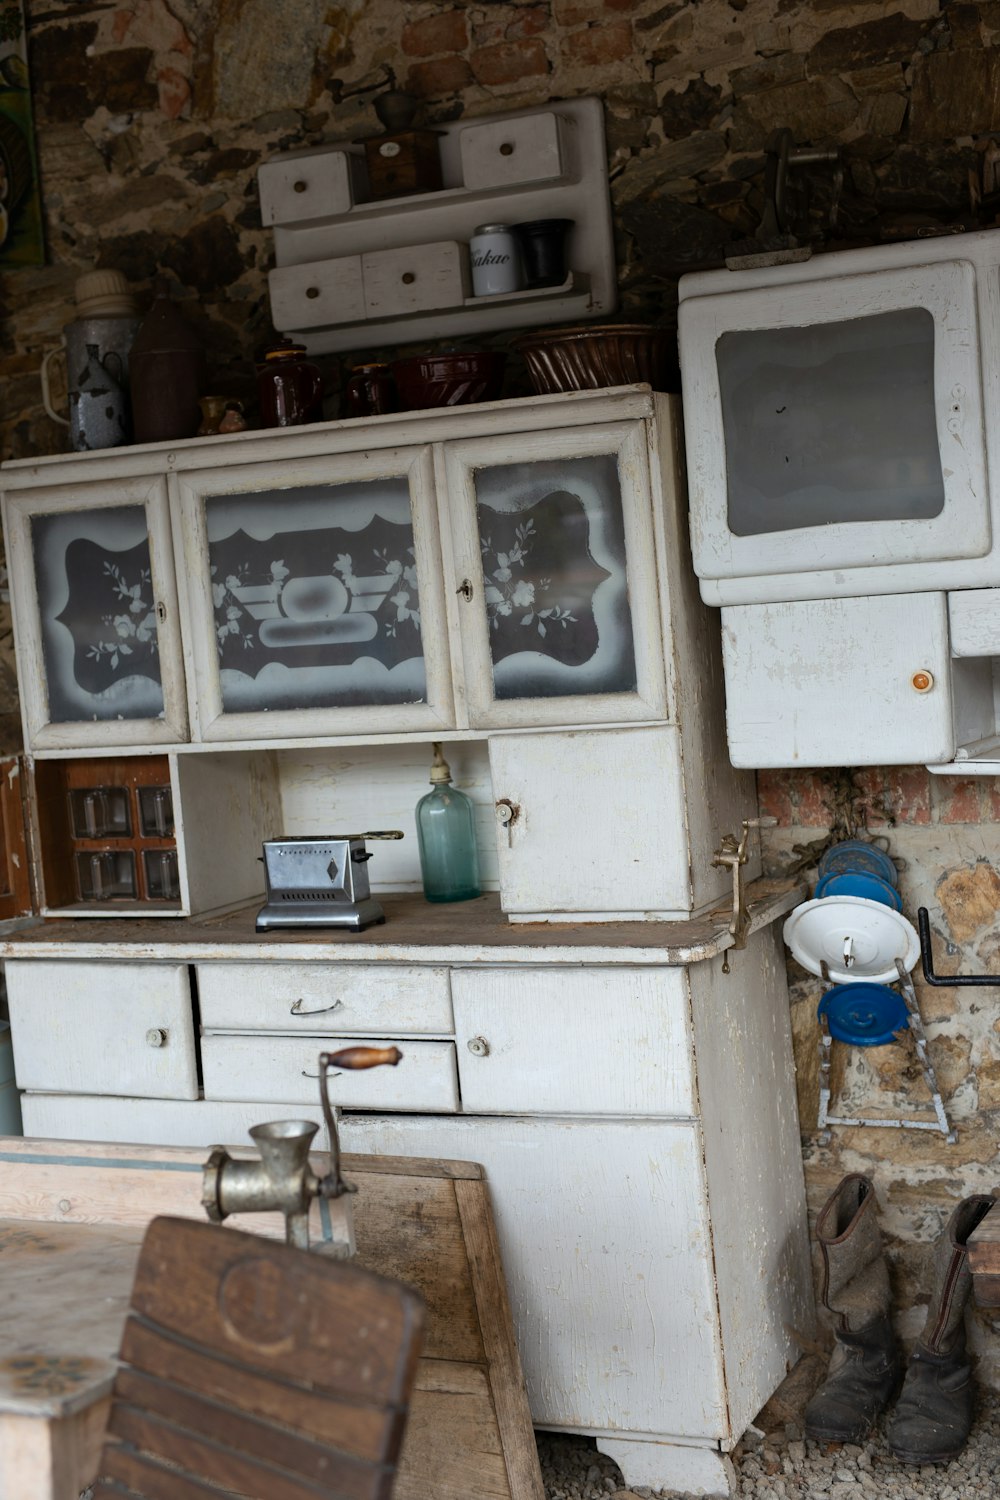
415;743;481;903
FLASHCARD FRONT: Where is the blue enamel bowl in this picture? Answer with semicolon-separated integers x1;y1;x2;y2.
817;983;909;1047
817;840;898;887
814;870;903;911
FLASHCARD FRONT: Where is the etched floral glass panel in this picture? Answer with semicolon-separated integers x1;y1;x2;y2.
473;454;637;700
205;478;425;713
31;505;164;723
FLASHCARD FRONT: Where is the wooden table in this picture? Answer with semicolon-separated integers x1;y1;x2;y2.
969;1200;1000;1305
0;1138;541;1500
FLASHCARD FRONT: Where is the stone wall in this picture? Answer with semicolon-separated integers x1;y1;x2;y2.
3;0;1000;1380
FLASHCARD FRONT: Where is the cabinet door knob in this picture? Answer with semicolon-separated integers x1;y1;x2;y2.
146;1028;168;1048
911;669;935;693
467;1035;490;1057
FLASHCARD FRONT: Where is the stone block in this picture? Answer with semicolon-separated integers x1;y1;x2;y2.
909;48;1000;142
401;11;468;58
560;20;634;67
469;38;549;86
406;54;476;97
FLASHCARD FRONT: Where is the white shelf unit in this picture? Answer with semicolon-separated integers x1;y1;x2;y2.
262;97;617;353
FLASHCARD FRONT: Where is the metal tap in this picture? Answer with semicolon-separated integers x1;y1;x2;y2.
712;816;777;972
201;1044;402;1250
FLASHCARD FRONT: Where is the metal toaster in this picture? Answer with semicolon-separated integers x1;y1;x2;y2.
256;832;403;932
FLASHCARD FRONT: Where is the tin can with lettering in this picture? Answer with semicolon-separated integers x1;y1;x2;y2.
469;223;522;297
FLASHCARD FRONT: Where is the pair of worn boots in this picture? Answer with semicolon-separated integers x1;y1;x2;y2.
804;1173;994;1462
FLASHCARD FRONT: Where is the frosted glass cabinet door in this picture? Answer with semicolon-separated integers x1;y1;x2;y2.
2;477;188;750
442;422;668;728
171;445;453;740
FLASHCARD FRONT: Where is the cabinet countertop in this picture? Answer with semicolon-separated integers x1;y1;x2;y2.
0;879;803;966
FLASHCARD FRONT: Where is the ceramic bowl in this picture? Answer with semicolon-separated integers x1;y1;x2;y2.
391;351;507;410
513;323;679;396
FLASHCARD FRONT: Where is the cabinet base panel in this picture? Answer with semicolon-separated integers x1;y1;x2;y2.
595;1436;735;1497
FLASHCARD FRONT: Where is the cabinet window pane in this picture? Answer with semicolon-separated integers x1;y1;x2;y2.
718;308;946;536
205;479;426;712
473;455;637;699
31;505;165;723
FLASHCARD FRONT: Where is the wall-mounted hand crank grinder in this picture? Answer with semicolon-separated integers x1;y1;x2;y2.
201;1045;402;1250
256;831;404;932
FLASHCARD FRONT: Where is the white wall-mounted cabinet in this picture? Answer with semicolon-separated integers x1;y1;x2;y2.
719;591;1000;772
261;97;616;352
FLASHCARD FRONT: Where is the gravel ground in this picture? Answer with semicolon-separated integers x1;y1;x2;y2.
538;1367;1000;1500
80;1361;1000;1500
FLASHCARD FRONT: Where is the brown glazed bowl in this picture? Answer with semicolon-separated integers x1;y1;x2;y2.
391;351;507;410
513;323;679;396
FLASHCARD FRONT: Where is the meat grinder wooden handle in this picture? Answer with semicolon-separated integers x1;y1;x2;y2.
322;1045;403;1070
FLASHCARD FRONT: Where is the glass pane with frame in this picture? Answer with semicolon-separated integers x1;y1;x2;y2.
31;504;164;722
205;478;428;714
473;454;637;700
717;308;946;537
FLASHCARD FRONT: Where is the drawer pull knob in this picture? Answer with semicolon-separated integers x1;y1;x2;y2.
467;1035;490;1058
146;1028;168;1048
290;998;344;1017
911;669;935;693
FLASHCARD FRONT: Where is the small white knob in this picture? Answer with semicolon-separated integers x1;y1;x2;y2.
146;1028;168;1048
467;1036;490;1058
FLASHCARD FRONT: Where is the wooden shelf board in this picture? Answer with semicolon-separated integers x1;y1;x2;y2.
0;878;805;967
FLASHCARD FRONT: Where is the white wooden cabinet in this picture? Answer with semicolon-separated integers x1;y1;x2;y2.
2;388;758;922
0;388;811;1496
0;897;811;1498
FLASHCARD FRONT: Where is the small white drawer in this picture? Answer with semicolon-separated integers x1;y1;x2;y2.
197;964;453;1035
459;112;566;190
201;1035;459;1111
268;255;365;330
453;967;695;1117
5;960;198;1101
362;241;471;318
258;149;366;226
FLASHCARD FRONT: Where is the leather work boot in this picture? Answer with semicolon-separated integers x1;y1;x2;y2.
887;1194;995;1464
804;1174;902;1443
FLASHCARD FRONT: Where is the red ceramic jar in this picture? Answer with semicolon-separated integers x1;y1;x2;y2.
257;338;324;427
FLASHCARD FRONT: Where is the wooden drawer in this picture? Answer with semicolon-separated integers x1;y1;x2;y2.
5;960;198;1100
196;964;453;1035
362;241;471;318
459;112;566;189
201;1035;459;1110
258;149;366;226
452;967;695;1117
268;255;365;330
20;1093;328;1150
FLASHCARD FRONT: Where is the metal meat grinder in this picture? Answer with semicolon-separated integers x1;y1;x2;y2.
201;1044;401;1252
255;831;404;932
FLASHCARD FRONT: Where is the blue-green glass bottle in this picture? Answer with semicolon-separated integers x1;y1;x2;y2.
416;743;481;903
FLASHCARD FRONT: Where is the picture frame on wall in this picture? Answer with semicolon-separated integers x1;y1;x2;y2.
0;0;43;267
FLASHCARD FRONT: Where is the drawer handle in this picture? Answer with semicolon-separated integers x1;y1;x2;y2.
290;998;344;1017
146;1028;168;1048
467;1035;490;1058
